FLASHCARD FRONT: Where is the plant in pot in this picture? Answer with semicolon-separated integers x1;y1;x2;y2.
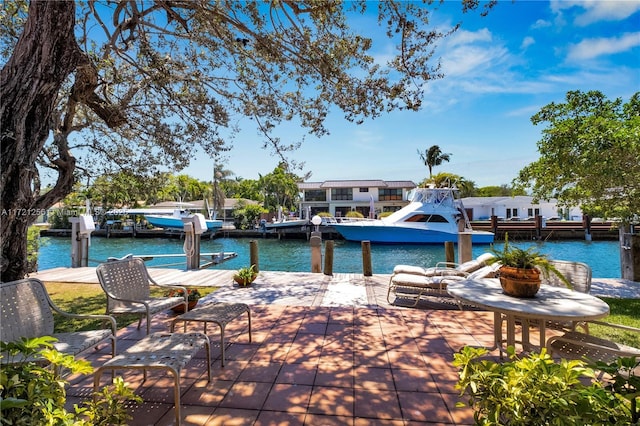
233;265;257;287
487;234;570;297
165;288;201;313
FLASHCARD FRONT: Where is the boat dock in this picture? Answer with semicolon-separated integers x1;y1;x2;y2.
40;220;620;241
471;219;619;241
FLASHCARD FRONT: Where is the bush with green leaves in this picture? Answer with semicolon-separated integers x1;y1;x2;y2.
345;211;364;218
26;225;45;273
233;203;266;230
1;336;141;425
453;345;633;425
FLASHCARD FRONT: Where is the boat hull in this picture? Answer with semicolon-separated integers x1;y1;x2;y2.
264;219;309;229
146;215;223;231
331;223;494;244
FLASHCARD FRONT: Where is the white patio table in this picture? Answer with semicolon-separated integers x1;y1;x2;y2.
447;278;610;356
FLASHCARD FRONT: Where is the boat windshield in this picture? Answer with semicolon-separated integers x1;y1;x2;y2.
403;214;450;223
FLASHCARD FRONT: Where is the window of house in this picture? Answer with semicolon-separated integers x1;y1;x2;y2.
331;188;353;201
304;189;326;202
379;188;402;201
359;188;369;193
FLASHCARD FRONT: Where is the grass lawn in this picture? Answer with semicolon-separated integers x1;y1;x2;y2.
46;282;217;332
591;297;640;347
46;281;640;349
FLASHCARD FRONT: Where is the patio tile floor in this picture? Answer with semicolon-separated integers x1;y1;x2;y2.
67;305;511;425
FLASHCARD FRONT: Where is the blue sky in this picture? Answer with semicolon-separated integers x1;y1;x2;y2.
183;1;640;188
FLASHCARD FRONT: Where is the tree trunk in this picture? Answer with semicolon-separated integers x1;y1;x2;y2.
1;1;79;281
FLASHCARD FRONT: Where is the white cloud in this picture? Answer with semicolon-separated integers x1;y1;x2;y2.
531;19;552;29
446;28;493;47
550;0;640;26
567;32;640;61
521;36;535;50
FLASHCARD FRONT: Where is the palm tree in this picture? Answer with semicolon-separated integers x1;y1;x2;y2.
418;145;452;178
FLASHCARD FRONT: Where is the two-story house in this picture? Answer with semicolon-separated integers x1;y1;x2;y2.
298;180;416;218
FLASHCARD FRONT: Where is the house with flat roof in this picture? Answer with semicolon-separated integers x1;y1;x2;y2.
461;196;583;221
298;179;416;218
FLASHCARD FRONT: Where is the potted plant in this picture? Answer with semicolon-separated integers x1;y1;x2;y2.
487;234;569;297
233;265;257;287
165;288;201;312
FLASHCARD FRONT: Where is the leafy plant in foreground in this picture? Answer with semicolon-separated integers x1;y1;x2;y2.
0;337;141;425
453;345;632;425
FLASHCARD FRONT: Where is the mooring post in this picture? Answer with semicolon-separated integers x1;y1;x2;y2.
362;240;372;276
310;215;323;273
445;241;455;264
69;216;94;268
310;232;322;273
458;232;472;264
250;240;259;272
324;240;334;276
583;214;592;241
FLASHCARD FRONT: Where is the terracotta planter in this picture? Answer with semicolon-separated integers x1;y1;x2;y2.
499;266;541;298
233;274;257;287
171;300;198;313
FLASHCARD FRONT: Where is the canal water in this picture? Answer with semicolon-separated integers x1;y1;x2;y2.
37;236;622;278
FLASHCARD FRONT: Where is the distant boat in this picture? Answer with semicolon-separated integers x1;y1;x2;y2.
264;217;309;229
263;206;309;230
331;185;494;244
145;209;223;231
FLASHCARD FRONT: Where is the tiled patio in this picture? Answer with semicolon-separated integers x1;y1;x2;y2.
66;303;519;425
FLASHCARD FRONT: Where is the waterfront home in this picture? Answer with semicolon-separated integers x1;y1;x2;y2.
461;196;583;221
298;179;417;218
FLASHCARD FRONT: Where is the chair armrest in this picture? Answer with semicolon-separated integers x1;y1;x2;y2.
48;306;117;335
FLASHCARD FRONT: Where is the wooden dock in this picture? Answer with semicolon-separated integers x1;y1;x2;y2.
470;220;618;241
30;266;237;287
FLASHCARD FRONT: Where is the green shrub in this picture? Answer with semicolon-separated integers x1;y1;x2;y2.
26;226;45;273
49;210;72;229
1;337;141;425
233;204;266;229
345;211;364;218
453;345;633;425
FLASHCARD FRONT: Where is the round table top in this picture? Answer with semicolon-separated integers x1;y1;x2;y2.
447;278;610;321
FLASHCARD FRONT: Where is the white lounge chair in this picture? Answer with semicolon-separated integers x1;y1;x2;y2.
392;252;495;277
388;263;501;307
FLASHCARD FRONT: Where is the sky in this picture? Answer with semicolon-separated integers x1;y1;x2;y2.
181;0;640;188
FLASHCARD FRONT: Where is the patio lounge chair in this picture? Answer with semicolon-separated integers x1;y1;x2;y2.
388;263;501;307
1;278;116;364
547;320;640;364
391;252;495;277
96;257;188;335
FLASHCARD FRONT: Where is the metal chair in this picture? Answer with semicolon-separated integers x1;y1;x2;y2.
547;320;640;364
1;278;116;364
96;257;188;334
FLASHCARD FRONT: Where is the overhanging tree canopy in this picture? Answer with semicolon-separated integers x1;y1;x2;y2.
1;0;494;281
513;90;640;222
